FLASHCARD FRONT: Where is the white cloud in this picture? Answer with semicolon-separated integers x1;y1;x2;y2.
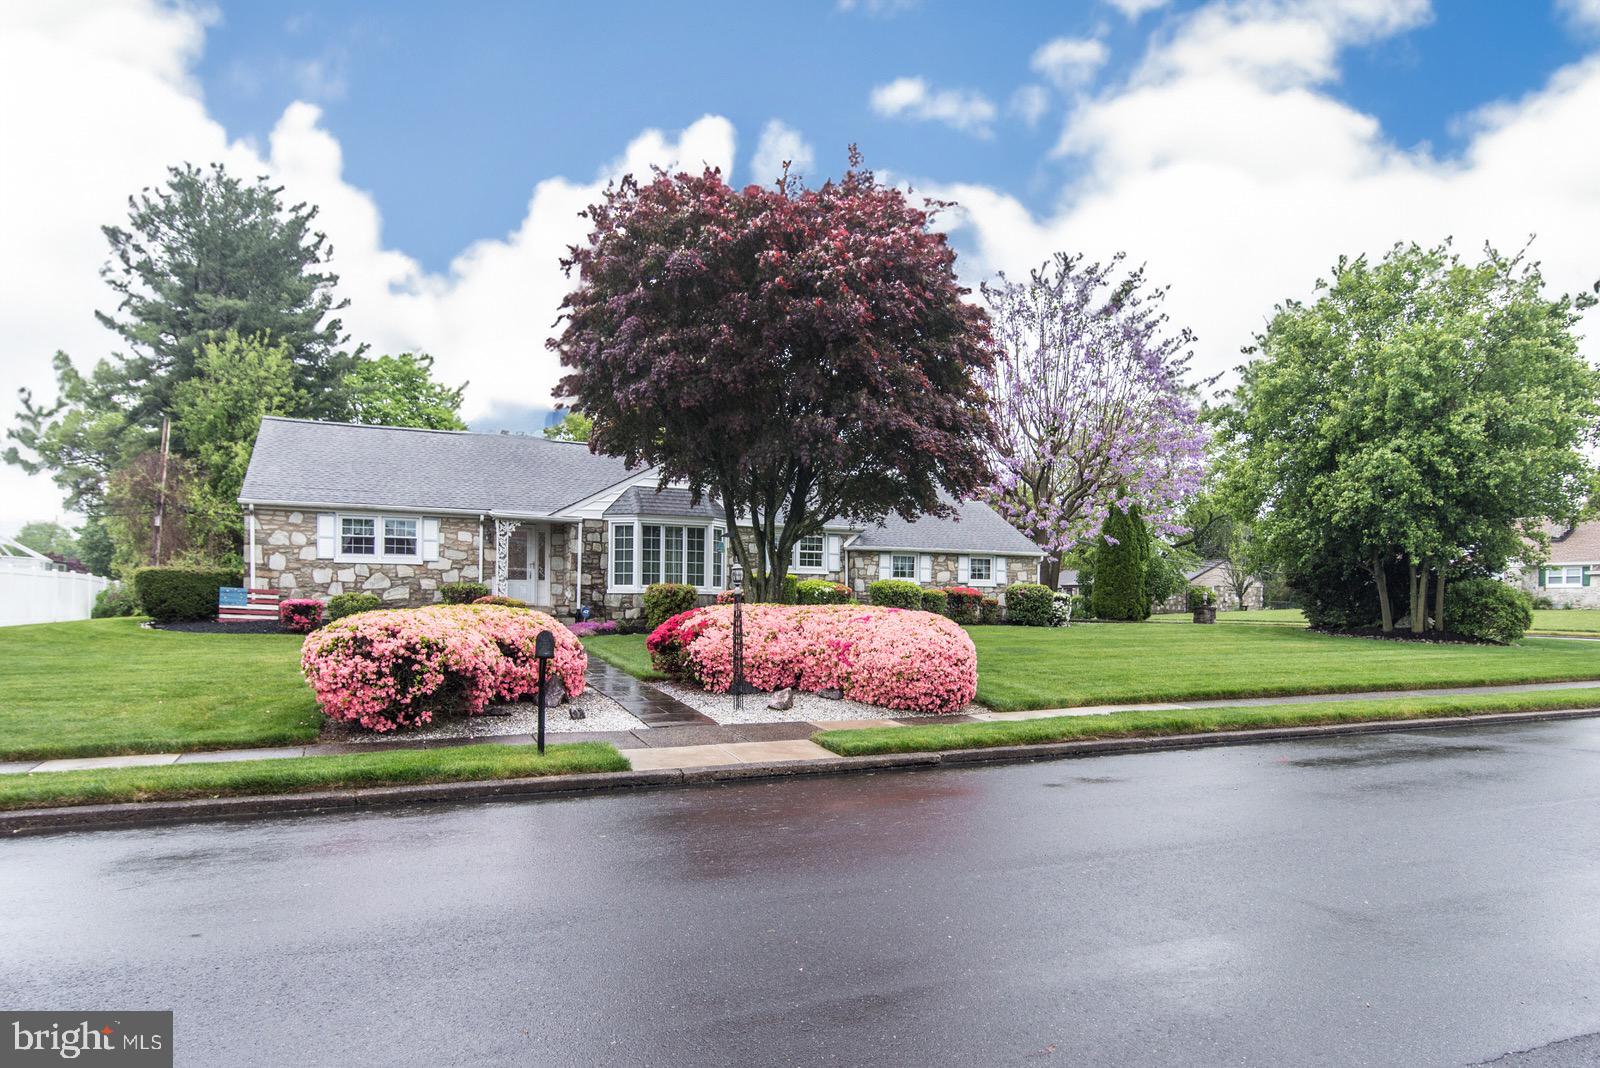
869;76;998;136
0;0;736;531
1009;84;1051;127
1107;0;1171;17
932;0;1600;405
1031;37;1108;89
1558;0;1600;30
750;119;816;184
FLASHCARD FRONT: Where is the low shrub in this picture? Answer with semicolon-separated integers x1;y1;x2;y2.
474;594;526;607
1051;591;1075;626
279;598;323;634
1532;594;1555;610
568;619;619;638
979;596;1001;625
942;585;983;625
869;579;924;609
796;578;853;605
1069;593;1091;620
1186;586;1217;611
131;567;244;623
647;603;976;713
326;592;382;622
91;584;138;618
440;581;490;604
644;583;698;630
1004;582;1055;627
1444;579;1534;645
301;604;587;732
919;588;948;615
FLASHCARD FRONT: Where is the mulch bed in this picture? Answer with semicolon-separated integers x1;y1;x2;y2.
148;620;290;635
1310;626;1492;645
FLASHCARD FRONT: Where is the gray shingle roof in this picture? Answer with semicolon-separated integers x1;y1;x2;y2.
604;486;726;520
850;498;1042;556
239;417;638;515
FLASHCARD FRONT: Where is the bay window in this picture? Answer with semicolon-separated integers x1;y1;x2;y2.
614;521;724;591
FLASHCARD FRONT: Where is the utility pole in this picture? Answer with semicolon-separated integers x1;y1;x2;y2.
151;414;170;566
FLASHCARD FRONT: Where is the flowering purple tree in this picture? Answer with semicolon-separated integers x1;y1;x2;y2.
979;253;1208;588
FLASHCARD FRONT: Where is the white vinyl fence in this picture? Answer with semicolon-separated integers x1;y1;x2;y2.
0;567;113;627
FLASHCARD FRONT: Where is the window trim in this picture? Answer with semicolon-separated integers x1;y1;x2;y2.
335;512;425;563
1546;564;1586;588
890;553;918;581
967;555;996;586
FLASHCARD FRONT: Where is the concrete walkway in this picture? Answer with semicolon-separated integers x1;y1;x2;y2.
8;678;1600;778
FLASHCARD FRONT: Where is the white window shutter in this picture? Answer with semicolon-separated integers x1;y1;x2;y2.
421;518;441;560
919;554;932;583
957;556;970;583
826;535;842;573
879;553;892;580
315;513;336;558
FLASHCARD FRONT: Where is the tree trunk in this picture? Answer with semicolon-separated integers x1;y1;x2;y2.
1372;557;1394;632
1039;556;1062;590
1411;560;1428;635
1434;568;1446;634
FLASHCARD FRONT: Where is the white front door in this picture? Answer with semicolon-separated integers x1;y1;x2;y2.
506;526;549;605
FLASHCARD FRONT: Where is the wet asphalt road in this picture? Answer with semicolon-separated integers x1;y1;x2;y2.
8;721;1600;1067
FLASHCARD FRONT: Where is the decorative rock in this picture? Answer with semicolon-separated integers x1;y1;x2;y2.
362;572;391;590
382;586;411;602
767;688;795;711
816;687;844;701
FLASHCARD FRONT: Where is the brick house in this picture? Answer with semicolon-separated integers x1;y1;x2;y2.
1517;520;1600;608
238;418;1043;622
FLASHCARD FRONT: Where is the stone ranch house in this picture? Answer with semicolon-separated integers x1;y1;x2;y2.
1516;519;1600;609
239;418;1044;622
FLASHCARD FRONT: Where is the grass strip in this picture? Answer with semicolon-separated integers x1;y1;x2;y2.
812;688;1600;757
580;633;668;680
0;742;630;811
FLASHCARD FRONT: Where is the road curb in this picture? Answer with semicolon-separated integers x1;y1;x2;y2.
5;707;1599;835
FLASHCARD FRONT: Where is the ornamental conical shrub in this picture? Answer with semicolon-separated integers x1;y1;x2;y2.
1091;505;1150;621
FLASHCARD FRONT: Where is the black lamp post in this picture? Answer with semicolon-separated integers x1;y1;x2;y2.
729;564;745;711
534;629;555;754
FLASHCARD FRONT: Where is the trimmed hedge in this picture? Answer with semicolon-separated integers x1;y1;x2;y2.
440;581;490;604
920;588;949;614
796;578;853;604
1444;579;1533;645
1005;582;1055;627
1186;586;1217;610
869;579;924;609
326;592;383;622
132;567;243;623
644;583;698;630
91;585;138;618
979;596;1001;625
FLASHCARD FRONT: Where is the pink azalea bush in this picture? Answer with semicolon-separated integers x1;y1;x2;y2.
300;604;587;732
568;619;619;637
278;598;323;634
647;604;976;713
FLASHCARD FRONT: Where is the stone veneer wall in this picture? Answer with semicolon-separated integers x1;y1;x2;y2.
1518;570;1600;608
844;550;1039;597
248;508;483;606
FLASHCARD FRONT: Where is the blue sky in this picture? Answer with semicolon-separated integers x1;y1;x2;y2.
193;1;1588;275
3;0;1599;527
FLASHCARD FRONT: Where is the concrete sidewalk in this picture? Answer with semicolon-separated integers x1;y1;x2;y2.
8;678;1600;778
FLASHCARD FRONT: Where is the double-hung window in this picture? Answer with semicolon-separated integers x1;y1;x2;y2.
1547;565;1585;587
383;518;418;557
891;553;917;580
968;556;993;583
712;528;725;586
340;517;376;556
795;533;826;572
611;523;634;587
641;525;663;586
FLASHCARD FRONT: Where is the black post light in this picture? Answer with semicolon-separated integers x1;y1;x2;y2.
534;629;555;754
729;564;745;711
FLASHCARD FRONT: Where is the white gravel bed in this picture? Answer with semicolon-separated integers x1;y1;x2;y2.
327;687;647;743
654;680;956;724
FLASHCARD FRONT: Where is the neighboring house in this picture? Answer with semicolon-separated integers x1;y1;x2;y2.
1518;520;1600;608
238;418;1043;621
1170;559;1265;611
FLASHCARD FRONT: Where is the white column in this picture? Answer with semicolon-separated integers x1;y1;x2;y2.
493;519;516;596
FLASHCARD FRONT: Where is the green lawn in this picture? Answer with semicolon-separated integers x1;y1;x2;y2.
812;687;1600;756
0;742;629;811
1149;609;1308;626
0;618;321;761
1530;609;1600;634
581;632;666;680
969;624;1600;711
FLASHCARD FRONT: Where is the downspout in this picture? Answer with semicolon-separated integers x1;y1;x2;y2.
573;522;582;615
477;515;485;582
247;504;257;590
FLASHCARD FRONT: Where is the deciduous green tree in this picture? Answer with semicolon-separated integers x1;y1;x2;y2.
342;353;467;430
542;410;592;442
14;521;78;557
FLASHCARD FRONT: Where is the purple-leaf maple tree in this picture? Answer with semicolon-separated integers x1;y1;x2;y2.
551;151;997;602
979;253;1208;588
